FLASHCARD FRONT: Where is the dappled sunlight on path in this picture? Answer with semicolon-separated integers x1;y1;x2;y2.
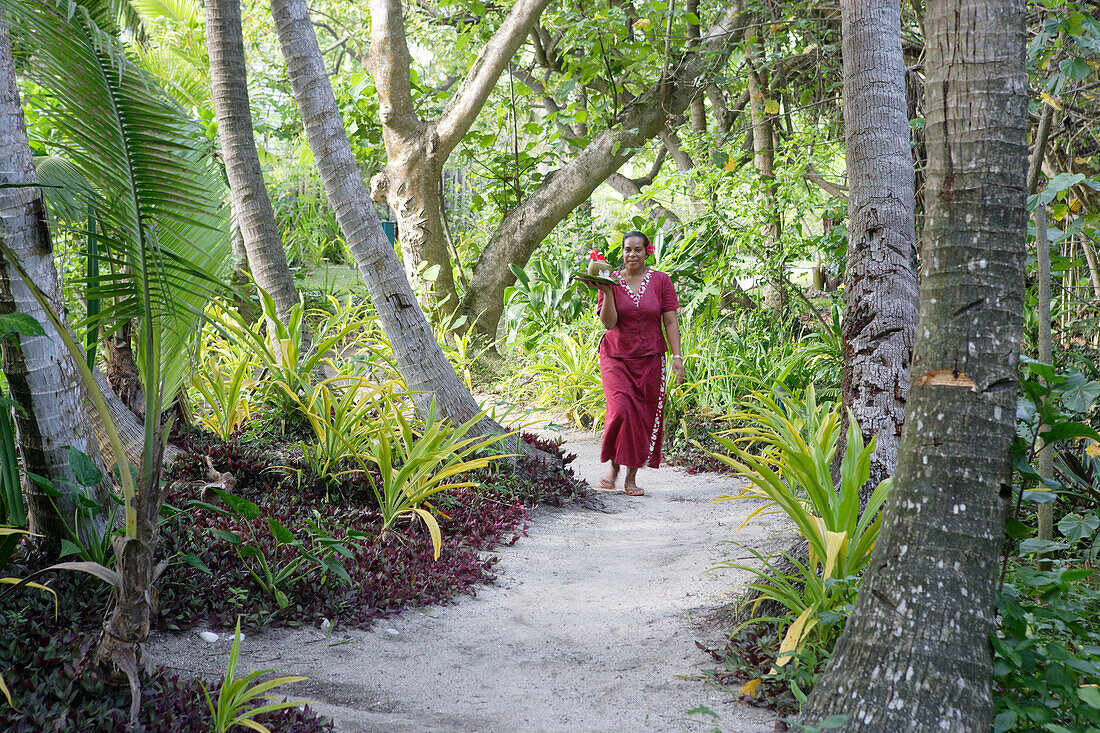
151;423;791;732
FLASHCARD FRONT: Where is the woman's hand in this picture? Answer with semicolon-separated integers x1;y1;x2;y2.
671;356;686;385
580;276;614;297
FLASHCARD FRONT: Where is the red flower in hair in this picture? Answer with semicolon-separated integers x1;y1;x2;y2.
645;243;655;255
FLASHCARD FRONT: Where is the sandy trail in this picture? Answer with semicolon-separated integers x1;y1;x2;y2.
150;426;791;732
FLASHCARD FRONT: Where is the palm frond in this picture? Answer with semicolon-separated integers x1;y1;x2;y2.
4;0;233;403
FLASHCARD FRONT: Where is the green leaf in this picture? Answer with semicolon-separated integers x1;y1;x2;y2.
211;488;261;521
1018;538;1069;554
1040;421;1100;446
1020;355;1056;382
1059;57;1091;81
266;517;295;545
817;715;853;730
321;555;353;585
1005;518;1034;539
66;446;103;487
993;711;1017;733
211;529;242;546
1058;512;1100;543
1057;373;1100;414
180;553;213;576
0;312;45;338
59;539;84;559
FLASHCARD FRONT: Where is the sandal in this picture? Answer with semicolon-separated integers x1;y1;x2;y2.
598;478;617;490
624;486;645;496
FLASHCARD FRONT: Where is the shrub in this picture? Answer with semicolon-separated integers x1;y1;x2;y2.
708;388;890;665
0;612;331;732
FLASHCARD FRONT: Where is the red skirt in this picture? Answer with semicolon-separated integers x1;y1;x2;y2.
600;352;667;469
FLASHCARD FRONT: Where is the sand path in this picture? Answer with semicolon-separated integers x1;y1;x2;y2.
150;426;790;732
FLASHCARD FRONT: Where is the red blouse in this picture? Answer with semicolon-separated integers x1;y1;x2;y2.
596;269;680;359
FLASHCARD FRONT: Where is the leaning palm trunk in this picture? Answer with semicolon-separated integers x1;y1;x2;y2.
206;0;304;336
834;0;918;499
270;0;534;455
800;0;1027;728
0;14;109;548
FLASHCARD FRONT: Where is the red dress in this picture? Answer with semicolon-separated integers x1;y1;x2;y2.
596;269;680;468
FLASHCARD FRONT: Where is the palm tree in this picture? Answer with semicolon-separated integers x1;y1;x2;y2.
1;0;232;718
206;0;303;331
0;12;111;549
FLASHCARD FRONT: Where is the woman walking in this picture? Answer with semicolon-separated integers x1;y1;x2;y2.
587;231;685;495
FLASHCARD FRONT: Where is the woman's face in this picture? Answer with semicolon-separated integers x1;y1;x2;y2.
622;236;648;269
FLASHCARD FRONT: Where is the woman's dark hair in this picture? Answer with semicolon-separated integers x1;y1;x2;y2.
622;230;650;248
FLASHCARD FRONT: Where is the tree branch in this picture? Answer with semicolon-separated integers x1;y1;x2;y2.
369;0;420;133
436;0;553;155
804;162;848;199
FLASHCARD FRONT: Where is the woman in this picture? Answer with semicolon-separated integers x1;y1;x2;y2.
589;231;685;496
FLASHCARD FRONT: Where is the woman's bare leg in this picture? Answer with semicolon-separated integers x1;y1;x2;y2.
600;462;620;489
624;466;644;495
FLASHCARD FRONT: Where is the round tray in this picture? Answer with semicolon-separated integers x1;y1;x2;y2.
575;271;617;286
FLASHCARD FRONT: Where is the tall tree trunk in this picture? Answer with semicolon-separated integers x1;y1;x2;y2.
687;0;705;131
103;320;146;420
270;0;535;454
0;15;109;548
834;0;918;497
461;5;751;340
800;0;1027;729
746;46;785;314
367;0;552;316
1035;207;1053;546
206;0;303;329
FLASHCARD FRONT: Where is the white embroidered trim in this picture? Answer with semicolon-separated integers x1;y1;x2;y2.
647;356;667;463
617;268;653;308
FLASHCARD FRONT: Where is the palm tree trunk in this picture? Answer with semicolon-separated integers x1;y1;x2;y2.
800;0;1027;728
270;0;531;453
0;14;109;549
834;0;919;497
206;0;303;331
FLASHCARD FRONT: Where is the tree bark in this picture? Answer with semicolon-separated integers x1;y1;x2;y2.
800;0;1027;728
367;0;552;315
206;0;303;330
270;0;537;456
605;147;681;225
103;320;146;420
460;5;751;340
834;0;919;498
0;15;109;548
687;0;705;132
746;44;785;315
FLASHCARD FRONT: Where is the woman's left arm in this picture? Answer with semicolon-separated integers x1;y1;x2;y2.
662;310;686;384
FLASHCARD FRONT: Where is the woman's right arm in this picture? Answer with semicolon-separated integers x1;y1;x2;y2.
597;284;618;329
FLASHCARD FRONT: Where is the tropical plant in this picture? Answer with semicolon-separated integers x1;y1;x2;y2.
503;254;590;343
0;390;25;569
708;388;892;663
190;351;258;440
282;376;390;492
194;489;355;609
205;287;397;417
520;328;605;431
362;393;515;559
0;0;234;718
203;617;310;733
